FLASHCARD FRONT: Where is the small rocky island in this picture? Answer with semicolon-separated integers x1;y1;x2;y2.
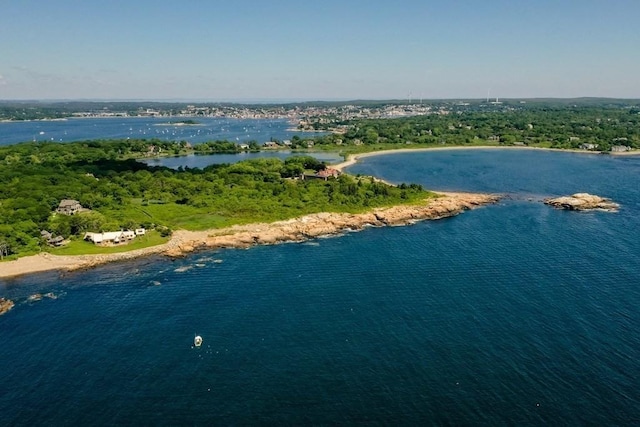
0;297;14;316
544;193;619;212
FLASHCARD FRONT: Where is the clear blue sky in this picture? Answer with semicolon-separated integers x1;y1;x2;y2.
1;0;639;100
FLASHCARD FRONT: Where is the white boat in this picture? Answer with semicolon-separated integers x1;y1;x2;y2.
194;335;203;347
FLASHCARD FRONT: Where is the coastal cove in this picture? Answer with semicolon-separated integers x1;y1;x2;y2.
1;148;640;424
4;144;634;279
332;145;640;172
4;0;640;421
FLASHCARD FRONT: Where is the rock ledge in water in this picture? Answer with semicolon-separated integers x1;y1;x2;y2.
0;298;15;316
544;193;619;211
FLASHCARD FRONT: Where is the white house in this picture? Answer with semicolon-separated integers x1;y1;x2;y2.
121;230;135;240
611;145;631;152
84;230;139;245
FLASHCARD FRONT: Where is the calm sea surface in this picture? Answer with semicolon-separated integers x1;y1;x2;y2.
1;145;640;425
0;117;323;146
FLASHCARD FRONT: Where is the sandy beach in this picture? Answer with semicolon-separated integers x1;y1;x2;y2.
0;191;498;280
330;145;639;171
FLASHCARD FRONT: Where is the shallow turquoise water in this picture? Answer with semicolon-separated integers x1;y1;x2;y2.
1;149;639;425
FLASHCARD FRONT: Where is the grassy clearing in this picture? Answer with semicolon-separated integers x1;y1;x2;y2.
48;230;168;256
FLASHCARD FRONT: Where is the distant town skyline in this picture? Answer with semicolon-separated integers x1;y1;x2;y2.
2;0;639;100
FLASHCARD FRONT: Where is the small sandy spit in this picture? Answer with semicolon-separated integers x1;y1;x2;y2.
0;192;498;280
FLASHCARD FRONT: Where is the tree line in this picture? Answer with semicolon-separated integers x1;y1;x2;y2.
0;140;429;258
309;105;640;151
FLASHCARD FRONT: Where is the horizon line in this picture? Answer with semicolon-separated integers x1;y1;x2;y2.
1;96;640;104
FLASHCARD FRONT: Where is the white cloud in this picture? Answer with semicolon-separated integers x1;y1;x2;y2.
0;74;6;85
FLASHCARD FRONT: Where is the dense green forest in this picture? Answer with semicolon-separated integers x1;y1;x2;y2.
0;140;429;259
312;106;640;151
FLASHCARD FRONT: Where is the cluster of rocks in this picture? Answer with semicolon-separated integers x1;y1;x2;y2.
26;292;58;303
164;193;500;257
0;298;14;316
544;193;619;212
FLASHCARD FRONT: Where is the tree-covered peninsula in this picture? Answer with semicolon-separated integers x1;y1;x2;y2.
0;140;430;259
3;101;638;261
310;105;640;152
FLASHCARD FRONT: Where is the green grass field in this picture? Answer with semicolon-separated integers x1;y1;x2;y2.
48;230;169;256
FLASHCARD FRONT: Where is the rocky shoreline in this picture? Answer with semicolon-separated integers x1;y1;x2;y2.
0;192;499;280
164;192;499;256
0;298;14;316
544;193;619;212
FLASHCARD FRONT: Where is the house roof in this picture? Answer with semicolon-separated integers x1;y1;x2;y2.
58;199;80;208
316;168;340;178
85;230;138;243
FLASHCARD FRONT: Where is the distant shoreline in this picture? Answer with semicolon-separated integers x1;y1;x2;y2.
330;145;640;171
153;122;203;127
285;128;328;133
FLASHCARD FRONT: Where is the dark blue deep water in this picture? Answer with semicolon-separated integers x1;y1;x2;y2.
1;148;640;425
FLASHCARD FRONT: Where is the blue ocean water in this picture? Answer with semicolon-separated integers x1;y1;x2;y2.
0;117;323;146
1;149;640;425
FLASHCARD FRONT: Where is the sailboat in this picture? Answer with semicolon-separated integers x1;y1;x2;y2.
194;335;203;347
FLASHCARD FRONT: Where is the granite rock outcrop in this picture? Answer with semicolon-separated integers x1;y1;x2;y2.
544;193;619;212
163;192;500;256
0;298;14;316
0;192;499;279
